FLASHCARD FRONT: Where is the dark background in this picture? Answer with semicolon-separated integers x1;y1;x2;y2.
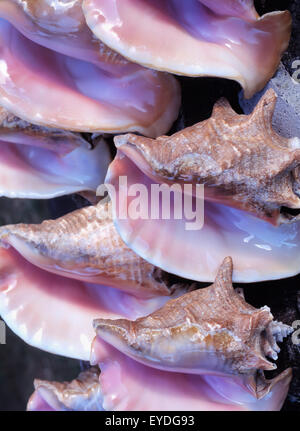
0;0;299;411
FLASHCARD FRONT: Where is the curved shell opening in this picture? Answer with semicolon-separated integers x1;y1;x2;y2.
105;150;300;283
0;18;180;137
83;0;291;98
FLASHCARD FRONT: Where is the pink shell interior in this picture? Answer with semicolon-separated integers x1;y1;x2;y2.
83;0;291;97
106;151;300;283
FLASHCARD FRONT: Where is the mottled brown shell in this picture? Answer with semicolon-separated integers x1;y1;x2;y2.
115;89;300;225
0;201;173;298
95;257;292;376
0;106;86;154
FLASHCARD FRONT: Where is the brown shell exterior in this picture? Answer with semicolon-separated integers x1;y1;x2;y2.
115;89;300;225
0;201;172;297
95;257;292;375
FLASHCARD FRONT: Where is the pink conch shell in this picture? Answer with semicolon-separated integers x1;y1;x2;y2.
92;258;292;411
91;336;292;411
0;0;127;70
0;246;177;360
106;94;300;284
0;205;186;359
0;18;180;137
0;107;87;155
199;1;258;19
114;90;300;225
27;367;102;411
0;202;176;298
83;0;291;98
94;257;293;376
0;108;111;199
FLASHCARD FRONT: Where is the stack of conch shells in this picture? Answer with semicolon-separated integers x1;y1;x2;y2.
0;0;298;411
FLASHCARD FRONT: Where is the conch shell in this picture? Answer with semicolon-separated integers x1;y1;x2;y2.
0;107;111;199
0;17;180;137
0;201;173;298
91;339;292;411
0;203;186;360
115;89;300;225
94;257;293;376
27;367;102;411
106;90;300;283
83;0;291;98
0;0;127;70
92;258;293;411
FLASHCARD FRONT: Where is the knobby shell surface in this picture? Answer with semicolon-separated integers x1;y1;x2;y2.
0;16;181;137
0;107;112;199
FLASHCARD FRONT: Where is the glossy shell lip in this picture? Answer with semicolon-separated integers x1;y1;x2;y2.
113;89;300;226
105;148;300;284
0;203;186;360
27;367;102;412
0;0;293;413
0;17;181;138
0;107;88;155
0;244;177;360
83;0;291;98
